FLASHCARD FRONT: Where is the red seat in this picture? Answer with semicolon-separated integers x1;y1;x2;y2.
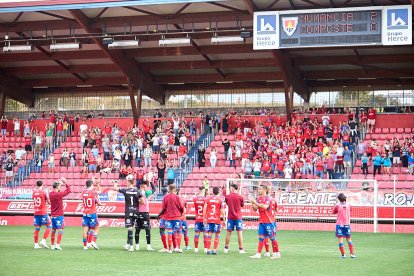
392;167;400;174
374;128;382;134
381;128;389;134
355;160;362;167
404;128;412;133
389;128;397;134
397;128;404;134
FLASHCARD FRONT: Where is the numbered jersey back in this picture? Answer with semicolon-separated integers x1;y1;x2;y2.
32;190;48;215
82;190;97;214
205;195;223;224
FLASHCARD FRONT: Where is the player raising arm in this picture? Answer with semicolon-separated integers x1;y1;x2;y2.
203;187;225;255
157;184;183;253
333;193;356;259
113;175;141;252
193;187;206;253
82;178;102;250
49;177;71;250
32;180;52;249
224;183;245;254
249;185;280;259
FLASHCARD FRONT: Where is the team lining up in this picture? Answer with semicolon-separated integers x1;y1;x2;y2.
31;176;356;258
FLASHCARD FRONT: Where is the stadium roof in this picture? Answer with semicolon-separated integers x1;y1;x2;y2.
0;0;413;118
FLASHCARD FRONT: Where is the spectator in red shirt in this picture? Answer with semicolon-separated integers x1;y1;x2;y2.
367;108;376;133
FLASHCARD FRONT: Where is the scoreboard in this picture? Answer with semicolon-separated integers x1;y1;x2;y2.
253;5;412;49
279;10;381;48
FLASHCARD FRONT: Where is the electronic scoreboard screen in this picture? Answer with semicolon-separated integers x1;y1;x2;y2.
279;9;382;48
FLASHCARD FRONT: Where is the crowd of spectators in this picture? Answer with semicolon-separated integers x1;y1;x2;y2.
1;106;413;188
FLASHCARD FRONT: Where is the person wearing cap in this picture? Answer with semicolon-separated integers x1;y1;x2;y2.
49;178;71;250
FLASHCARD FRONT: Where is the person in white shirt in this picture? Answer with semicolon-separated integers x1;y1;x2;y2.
13;119;21;137
15;147;26;161
283;164;293;179
210;147;217;168
253;159;262;178
79;121;88;133
48;154;55;173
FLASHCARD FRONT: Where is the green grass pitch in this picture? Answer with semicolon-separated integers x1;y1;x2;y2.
0;226;413;276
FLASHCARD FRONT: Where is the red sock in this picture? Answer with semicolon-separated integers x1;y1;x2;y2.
258;239;264;254
167;232;173;250
339;244;345;255
34;228;40;243
161;234;167;249
264;238;269;252
203;233;207;248
194;234;199;249
92;234;97;242
87;231;94;243
213;235;220;251
348;243;354;255
205;235;211;250
172;233;177;249
57;231;63;245
43;227;51;239
272;239;279;253
184;235;189;247
51;230;56;245
177;234;182;249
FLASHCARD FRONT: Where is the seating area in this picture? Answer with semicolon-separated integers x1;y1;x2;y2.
350;127;414;190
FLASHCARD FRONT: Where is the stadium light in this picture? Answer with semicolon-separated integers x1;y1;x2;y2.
50;42;81;51
108;39;140;49
3;41;33;53
159;37;191;47
211;35;244;44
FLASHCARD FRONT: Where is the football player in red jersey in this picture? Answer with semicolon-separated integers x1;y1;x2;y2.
82;178;102;250
32;180;52;249
203;187;225;255
49;177;71;250
250;185;280;259
192;187;206;253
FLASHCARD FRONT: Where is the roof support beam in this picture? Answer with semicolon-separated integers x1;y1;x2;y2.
69;9;165;104
0;90;6;117
191;40;225;78
272;50;310;102
243;0;258;14
128;81;139;125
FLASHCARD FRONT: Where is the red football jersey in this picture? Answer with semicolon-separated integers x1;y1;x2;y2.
225;192;244;220
161;193;183;220
32;189;49;216
82;189;98;214
49;185;71;216
257;196;273;223
180;197;187;220
205;195;223;224
193;195;206;223
269;197;278;220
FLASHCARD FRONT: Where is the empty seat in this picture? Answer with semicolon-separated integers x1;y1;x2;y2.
397;128;404;134
382;128;389;134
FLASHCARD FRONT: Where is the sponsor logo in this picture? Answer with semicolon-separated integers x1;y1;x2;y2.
0;217;8;225
257;15;277;35
8;201;33;211
282;17;299;36
387;8;409;30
